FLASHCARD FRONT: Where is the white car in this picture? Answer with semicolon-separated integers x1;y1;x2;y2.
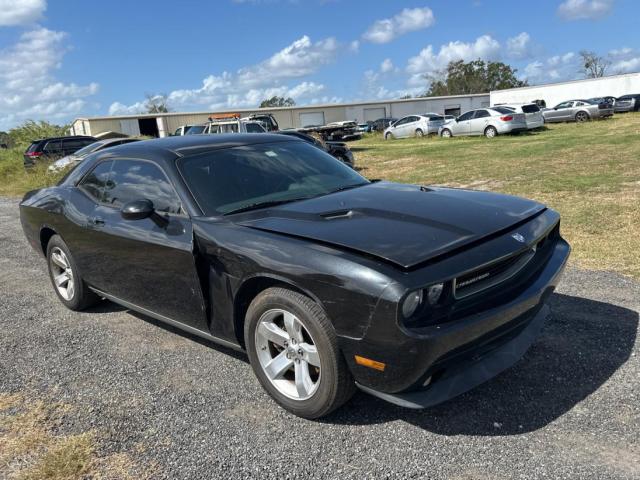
187;119;266;135
438;107;527;138
383;113;446;139
498;104;544;129
47;138;140;172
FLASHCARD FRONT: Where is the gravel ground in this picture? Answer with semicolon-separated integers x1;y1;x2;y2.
1;197;639;479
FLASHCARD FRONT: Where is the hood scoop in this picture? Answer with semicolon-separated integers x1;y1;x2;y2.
320;209;353;220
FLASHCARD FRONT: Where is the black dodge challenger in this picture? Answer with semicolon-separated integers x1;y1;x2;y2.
20;134;570;418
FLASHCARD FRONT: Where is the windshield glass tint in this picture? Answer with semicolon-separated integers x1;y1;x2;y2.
178;141;368;215
521;104;540;113
186;125;206;134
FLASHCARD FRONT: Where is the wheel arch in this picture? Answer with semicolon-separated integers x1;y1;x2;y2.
39;226;57;256
233;274;325;347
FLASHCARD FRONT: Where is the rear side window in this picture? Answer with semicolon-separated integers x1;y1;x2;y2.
43;140;61;153
103;160;181;214
521;104;540;113
79;161;113;202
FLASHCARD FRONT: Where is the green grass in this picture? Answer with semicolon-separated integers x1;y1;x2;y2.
353;113;640;278
0;149;66;197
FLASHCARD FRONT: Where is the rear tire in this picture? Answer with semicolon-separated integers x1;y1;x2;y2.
575;111;589;122
46;235;100;311
244;287;356;419
484;126;498;138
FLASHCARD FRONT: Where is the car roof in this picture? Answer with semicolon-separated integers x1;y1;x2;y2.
94;133;299;163
32;135;94;143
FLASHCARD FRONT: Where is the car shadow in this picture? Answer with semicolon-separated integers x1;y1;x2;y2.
323;293;638;435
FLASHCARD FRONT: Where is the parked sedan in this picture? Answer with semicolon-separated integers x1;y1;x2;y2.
614;94;640;113
371;117;397;132
439;107;527;138
542;99;614;123
384;114;445;139
48;138;140;172
20;134;570;419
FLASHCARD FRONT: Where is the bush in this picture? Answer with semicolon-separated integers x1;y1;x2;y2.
0;148;66;197
8;120;70;149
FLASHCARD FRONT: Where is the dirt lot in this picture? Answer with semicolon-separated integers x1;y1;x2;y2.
1;196;639;479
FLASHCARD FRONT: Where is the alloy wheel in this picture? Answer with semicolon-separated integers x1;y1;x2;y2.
441;129;451;138
255;308;321;400
485;127;497;138
50;247;75;301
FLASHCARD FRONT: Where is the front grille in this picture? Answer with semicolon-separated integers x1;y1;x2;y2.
452;230;554;299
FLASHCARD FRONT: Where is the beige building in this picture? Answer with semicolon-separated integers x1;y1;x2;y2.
71;93;490;138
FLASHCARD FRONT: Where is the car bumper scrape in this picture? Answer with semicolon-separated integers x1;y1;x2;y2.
356;304;549;409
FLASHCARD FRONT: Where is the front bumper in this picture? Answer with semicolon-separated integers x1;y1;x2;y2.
344;235;570;408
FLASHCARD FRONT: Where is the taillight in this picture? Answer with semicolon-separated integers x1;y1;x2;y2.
500;115;513;121
26;151;42;157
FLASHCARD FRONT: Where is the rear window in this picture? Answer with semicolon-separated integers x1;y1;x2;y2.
427;115;444;121
26;142;40;153
521;104;540;113
617;95;631;100
492;107;513;114
186;125;206;134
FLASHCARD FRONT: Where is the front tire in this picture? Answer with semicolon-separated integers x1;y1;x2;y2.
384;132;393;140
440;129;452;138
415;129;424;137
46;235;99;311
245;287;355;419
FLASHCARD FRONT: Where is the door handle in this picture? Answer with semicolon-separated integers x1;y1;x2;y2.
90;217;105;227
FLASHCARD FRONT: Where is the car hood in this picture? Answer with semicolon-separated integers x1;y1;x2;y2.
233;181;545;269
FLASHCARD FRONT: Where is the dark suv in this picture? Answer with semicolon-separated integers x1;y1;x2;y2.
24;136;96;168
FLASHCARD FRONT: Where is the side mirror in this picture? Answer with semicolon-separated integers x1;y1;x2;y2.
121;199;154;220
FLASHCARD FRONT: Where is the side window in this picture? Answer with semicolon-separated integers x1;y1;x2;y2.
79;161;113;202
473;110;490;119
457;111;475;121
556;101;573;109
394;117;409;126
43;140;61;153
104;160;181;214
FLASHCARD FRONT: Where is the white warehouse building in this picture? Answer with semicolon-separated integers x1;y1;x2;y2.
490;72;640;107
71;94;490;138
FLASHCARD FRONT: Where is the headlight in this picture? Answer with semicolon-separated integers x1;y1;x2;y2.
426;283;444;305
402;290;423;318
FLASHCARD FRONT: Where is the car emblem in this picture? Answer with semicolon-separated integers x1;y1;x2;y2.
511;233;526;243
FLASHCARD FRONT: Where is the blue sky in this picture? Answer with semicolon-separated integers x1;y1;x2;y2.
0;0;638;129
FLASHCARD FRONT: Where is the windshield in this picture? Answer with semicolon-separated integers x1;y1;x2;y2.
186;125;206;135
178;141;368;215
72;141;100;157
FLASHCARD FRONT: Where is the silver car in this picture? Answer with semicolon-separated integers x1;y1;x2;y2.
542;99;614;123
47;138;140;172
384;113;445;139
438;107;527;138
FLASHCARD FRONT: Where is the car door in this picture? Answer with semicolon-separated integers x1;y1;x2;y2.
549;101;574;121
470;109;491;135
452;110;475;135
390;116;410;137
76;158;208;330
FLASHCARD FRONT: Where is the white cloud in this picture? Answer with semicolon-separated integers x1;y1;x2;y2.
609;47;640;74
557;0;614;20
406;34;501;85
380;58;394;73
109;36;338;115
363;7;434;44
0;27;99;129
522;51;579;83
506;32;533;59
0;0;45;26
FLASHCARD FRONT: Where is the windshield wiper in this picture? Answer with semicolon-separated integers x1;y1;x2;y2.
224;198;308;216
325;182;370;195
